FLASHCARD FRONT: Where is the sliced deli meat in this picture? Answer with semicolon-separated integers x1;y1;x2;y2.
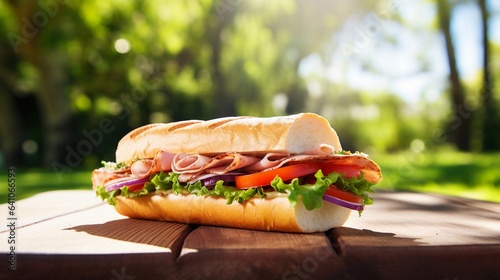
204;153;261;174
130;159;153;178
173;153;260;174
243;152;291;172
92;113;384;233
130;150;176;178
174;153;261;182
92;150;381;189
172;153;213;173
91;168;131;190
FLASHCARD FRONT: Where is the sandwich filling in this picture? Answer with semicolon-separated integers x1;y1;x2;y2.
93;148;381;214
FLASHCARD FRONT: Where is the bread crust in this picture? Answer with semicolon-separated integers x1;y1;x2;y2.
114;193;351;233
105;113;379;232
115;113;342;163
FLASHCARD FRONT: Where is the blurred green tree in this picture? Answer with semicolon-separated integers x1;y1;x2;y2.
0;0;498;169
478;0;500;151
0;0;377;167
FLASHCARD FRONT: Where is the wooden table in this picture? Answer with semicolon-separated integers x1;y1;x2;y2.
1;190;500;280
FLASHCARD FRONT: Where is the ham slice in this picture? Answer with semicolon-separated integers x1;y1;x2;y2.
244;153;334;172
172;153;213;173
94;149;381;189
175;152;368;183
130;150;176;178
173;153;260;174
243;152;290;172
204;153;261;174
92;150;175;189
91;168;131;190
131;159;153;178
173;152;337;183
302;144;337;155
174;153;261;182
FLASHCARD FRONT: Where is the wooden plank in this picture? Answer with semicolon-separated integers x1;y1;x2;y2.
436;192;500;214
340;191;500;246
330;191;500;279
1;190;193;254
12;253;177;280
176;226;342;280
0;190;103;228
0;190;194;279
4;189;500;279
330;240;500;279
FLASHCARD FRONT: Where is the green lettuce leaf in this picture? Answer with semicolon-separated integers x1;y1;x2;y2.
96;172;267;206
270;170;374;212
95;185;119;206
96;169;374;213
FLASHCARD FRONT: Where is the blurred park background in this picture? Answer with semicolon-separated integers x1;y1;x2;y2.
0;0;499;202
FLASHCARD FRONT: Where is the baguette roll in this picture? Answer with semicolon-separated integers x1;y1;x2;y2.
95;113;381;233
114;192;351;233
116;113;342;163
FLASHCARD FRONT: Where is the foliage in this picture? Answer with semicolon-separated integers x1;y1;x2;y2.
0;0;499;170
372;149;500;202
1;151;499;203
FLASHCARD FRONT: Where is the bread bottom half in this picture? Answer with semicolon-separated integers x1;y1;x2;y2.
114;193;351;233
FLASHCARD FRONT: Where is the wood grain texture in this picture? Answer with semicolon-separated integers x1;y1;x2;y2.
1;190;500;280
0;190;194;279
331;191;500;279
0;190;103;228
339;191;500;246
176;226;341;280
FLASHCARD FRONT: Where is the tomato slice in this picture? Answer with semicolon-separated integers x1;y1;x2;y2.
127;183;146;192
318;163;361;178
325;186;364;204
235;163;320;189
235;162;362;189
303;163;362;184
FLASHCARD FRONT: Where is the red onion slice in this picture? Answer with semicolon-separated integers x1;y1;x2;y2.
200;174;240;186
323;194;364;211
187;173;244;186
105;177;149;192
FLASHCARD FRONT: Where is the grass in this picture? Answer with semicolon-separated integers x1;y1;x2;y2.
1;168;93;201
1;150;500;203
370;150;500;203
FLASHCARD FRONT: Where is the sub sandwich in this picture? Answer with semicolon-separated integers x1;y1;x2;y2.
92;113;382;232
